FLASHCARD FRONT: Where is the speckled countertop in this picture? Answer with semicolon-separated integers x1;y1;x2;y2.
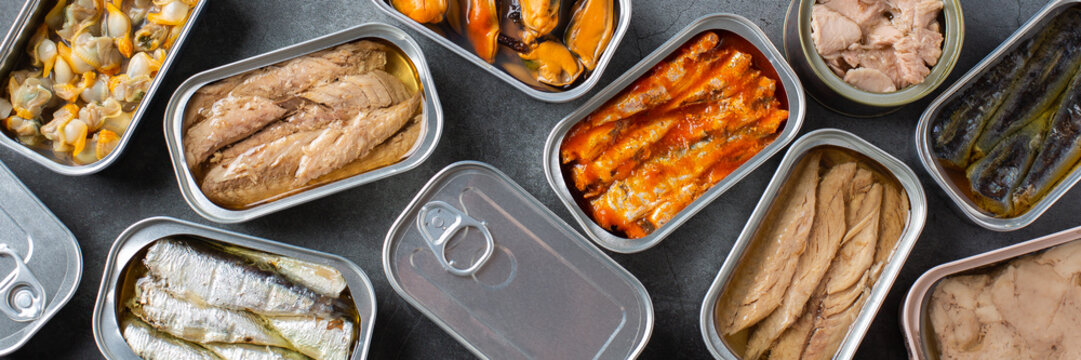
0;0;1075;358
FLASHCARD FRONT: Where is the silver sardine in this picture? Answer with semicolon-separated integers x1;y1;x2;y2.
121;317;220;360
267;316;355;360
130;276;292;348
143;238;341;317
205;343;311;360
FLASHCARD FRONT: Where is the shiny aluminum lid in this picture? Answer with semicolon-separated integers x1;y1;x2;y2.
383;161;653;359
0;161;82;355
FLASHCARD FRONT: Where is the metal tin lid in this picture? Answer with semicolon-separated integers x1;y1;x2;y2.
0;161;82;355
384;161;653;359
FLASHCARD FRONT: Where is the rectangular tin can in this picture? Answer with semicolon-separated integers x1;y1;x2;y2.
699;129;928;359
371;0;631;103
91;216;378;359
0;0;207;175
0;160;83;355
901;225;1081;360
914;0;1081;231
383;161;653;359
164;22;443;223
542;13;806;253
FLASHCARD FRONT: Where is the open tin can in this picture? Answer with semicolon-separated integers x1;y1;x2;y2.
0;0;207;175
0;160;82;355
371;0;630;103
901;225;1081;360
915;0;1081;231
543;13;805;254
384;161;653;359
699;129;928;359
92;216;377;359
783;0;964;117
164;22;443;223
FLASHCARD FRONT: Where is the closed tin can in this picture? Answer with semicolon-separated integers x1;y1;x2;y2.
699;129;928;359
901;225;1081;360
543;13;805;254
371;0;631;103
92;216;378;359
384;161;653;359
783;0;964;117
0;0;207;175
915;0;1081;231
0;160;82;355
164;23;443;223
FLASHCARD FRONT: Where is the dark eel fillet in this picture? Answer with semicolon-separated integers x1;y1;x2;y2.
966;111;1050;216
1012;69;1081;211
972;11;1081;159
930;38;1034;169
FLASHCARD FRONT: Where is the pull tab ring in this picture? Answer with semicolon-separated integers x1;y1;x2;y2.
0;244;45;322
417;201;495;276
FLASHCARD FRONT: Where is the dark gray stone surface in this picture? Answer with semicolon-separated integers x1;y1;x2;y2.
0;0;1075;358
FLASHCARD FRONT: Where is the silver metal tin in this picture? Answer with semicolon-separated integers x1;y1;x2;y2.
164;23;443;223
699;129;928;360
371;0;631;103
0;160;82;355
384;161;654;359
783;0;964;117
543;13;806;254
92;216;377;359
0;0;207;175
914;0;1080;231
901;225;1081;360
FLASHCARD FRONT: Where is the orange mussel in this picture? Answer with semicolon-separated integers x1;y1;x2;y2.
565;0;615;70
559;31;790;239
392;0;448;24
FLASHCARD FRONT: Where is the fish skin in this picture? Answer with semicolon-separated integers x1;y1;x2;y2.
130;276;292;348
143;239;341;318
722;153;821;335
743;162;857;360
267;316;356;360
222;246;348;299
966;112;1049;216
121;317;221;360
204;343;311;360
972;13;1081;159
930;39;1032;169
1012;69;1081;212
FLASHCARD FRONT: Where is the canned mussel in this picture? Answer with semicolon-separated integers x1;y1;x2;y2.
902;225;1081;360
544;14;805;253
165;23;442;223
700;129;927;360
0;0;206;174
373;0;631;102
918;0;1081;231
93;217;377;360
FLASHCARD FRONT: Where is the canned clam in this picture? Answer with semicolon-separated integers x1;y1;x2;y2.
164;23;443;223
92;217;377;360
0;0;207;175
700;129;927;360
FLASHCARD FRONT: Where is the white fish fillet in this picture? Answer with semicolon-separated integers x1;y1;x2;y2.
121;317;220;360
143;239;340;317
130;276;291;348
267;316;355;360
205;343;311;360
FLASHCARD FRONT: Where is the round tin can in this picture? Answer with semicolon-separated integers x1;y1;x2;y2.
783;0;964;117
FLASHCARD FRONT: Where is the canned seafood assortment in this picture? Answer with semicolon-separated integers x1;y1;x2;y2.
1;0;1079;358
